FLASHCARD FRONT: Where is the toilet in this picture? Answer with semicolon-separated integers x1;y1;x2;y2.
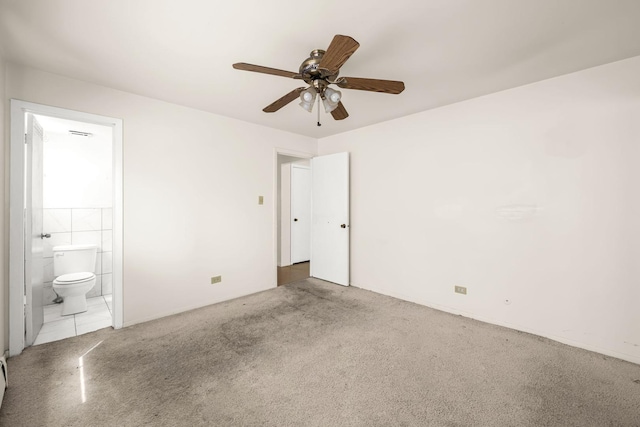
52;244;98;316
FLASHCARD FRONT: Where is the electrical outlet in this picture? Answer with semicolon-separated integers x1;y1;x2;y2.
258;196;264;205
455;286;467;295
211;276;222;284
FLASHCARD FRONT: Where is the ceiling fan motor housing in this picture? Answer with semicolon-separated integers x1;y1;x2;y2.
299;49;339;84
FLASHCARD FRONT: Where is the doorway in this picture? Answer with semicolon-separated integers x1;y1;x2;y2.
274;150;350;288
276;152;312;286
9;100;124;356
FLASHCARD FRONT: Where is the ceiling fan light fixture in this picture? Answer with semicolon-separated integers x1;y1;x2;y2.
233;35;404;123
299;88;317;112
322;87;342;113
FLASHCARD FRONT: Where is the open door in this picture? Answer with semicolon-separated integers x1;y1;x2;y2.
310;152;349;286
25;114;45;345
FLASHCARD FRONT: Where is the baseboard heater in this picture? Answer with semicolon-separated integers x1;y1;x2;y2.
0;355;7;409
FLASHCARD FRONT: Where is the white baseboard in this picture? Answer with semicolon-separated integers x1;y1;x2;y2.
353;283;640;366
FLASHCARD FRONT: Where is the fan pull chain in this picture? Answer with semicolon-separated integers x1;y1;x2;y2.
317;96;321;126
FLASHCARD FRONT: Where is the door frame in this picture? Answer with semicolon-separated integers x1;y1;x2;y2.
9;99;124;356
273;148;313;287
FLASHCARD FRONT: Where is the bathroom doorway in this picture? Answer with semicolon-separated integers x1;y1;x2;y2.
9;100;123;356
276;151;312;286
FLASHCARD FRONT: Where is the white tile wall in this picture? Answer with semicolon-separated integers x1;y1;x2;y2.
102;230;112;252
72;208;102;231
102;274;112;295
44;209;72;233
94;256;102;275
102;208;113;230
72;230;102;250
42;207;113;305
102;252;113;274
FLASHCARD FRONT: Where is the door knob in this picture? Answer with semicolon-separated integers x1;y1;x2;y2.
294;218;298;222
40;233;51;239
340;224;347;228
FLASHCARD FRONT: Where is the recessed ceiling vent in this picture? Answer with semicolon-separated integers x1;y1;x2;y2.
69;130;93;137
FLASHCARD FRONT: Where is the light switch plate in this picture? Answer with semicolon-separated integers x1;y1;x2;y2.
258;196;264;205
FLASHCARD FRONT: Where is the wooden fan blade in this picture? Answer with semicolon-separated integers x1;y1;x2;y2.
263;87;306;113
233;63;300;79
318;35;360;74
337;77;405;94
331;102;349;120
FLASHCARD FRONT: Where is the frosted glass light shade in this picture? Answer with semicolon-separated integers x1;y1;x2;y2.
299;88;317;112
322;87;342;113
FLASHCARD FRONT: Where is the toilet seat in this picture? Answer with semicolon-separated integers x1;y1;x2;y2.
54;272;95;285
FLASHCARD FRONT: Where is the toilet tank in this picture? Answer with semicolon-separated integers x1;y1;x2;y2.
53;244;97;276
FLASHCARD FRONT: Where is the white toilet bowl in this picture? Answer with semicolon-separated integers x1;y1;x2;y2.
52;244;98;316
53;272;96;315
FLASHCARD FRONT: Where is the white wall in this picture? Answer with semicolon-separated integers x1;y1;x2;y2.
318;56;640;364
43;130;112;208
0;49;7;352
3;64;316;334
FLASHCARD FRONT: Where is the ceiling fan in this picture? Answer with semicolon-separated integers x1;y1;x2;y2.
233;35;405;124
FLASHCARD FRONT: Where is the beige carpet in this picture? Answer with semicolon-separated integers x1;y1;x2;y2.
1;278;639;426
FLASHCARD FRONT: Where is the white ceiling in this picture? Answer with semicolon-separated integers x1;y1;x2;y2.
2;0;640;138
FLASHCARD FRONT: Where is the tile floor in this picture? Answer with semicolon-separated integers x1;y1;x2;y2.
277;261;310;286
34;295;113;346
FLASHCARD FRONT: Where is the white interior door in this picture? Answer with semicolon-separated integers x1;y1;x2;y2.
25;114;45;345
291;165;311;263
310;152;349;286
